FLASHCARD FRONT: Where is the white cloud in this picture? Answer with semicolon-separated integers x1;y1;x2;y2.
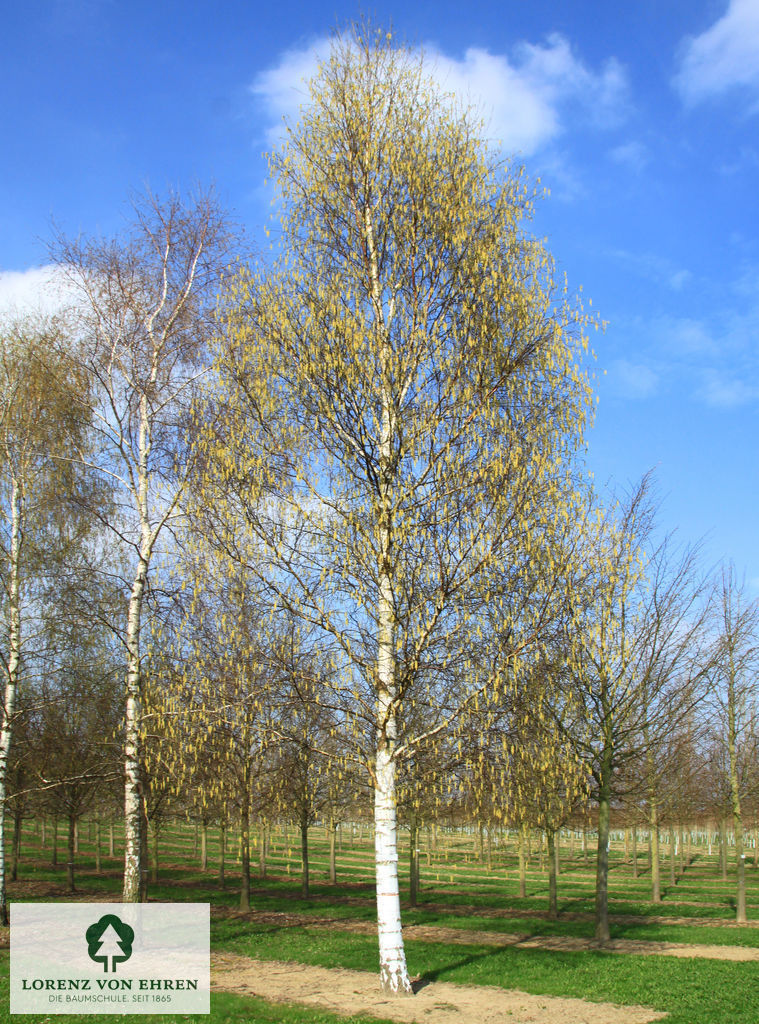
609;359;659;399
250;42;323;143
0;266;68;319
251;33;629;155
424;46;559;153
609;140;650;172
674;0;759;106
609;249;692;293
658;316;717;356
668;269;692;291
698;368;759;407
638;307;759;407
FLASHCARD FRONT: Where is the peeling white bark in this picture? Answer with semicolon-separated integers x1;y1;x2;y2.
374;733;412;994
0;477;22;924
122;555;148;901
374;510;411;992
366;191;412;995
123;391;154;903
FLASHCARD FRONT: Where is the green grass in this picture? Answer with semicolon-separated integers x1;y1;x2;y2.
5;818;759;1023
205;919;759;1024
401;908;759;947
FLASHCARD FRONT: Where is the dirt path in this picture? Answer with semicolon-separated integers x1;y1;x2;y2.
307;918;759;960
211;952;667;1024
403;899;759;929
207;906;759;961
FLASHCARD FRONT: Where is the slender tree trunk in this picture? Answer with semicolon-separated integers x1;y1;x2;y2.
109;820;115;859
647;815;661;901
74;817;79;854
720;819;728;881
41;817;46;848
67;815;76;893
123;547;150;903
368;198;412;995
138;798;149;902
555;829;560;877
151;822;159;884
51;817;58;867
547;828;558;919
0;478;23;925
632;825;638;878
416;832;421;894
95;818;101;873
11;807;22;882
679;825;684;876
409;812;418;907
239;800;251;912
201;821;208;871
300;815;309;899
582;827;588;867
645;737;661;902
595;746;613;946
726;646;747;922
329;817;337;885
374;738;410;993
219;823;226;888
669;826;676;886
259;822;267;879
518;825;527;898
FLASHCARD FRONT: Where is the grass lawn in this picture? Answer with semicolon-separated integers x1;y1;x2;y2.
3;818;758;1023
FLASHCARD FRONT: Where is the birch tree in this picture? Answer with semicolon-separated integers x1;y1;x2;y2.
0;315;90;923
34;669;121;892
198;28;592;993
52;190;233;901
710;565;759;924
148;542;280;911
562;479;711;943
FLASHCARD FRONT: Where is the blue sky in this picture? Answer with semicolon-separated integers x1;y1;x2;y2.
1;0;757;588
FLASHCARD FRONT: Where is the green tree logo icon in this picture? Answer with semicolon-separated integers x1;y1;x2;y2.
85;914;134;972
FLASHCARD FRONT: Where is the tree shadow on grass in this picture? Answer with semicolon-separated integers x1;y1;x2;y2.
413;941;604;991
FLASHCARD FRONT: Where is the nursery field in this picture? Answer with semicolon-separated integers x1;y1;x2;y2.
2;819;759;1024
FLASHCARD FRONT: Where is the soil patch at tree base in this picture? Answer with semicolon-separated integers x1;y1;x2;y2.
211;952;666;1024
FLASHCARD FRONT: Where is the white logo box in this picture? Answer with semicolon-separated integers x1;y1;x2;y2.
11;903;209;1014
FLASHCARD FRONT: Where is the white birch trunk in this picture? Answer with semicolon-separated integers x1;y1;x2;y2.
123;393;154;902
122;564;147;901
0;478;22;924
374;735;410;993
363;190;412;996
727;639;747;923
374;422;412;994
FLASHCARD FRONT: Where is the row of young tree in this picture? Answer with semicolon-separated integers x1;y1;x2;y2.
2;552;757;924
1;28;757;995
